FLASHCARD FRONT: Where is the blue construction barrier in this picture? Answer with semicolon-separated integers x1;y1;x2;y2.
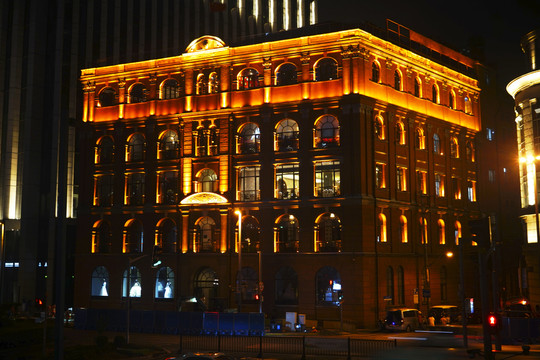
73;309;265;336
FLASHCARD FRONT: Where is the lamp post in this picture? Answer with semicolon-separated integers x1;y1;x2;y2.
126;254;145;344
235;210;242;313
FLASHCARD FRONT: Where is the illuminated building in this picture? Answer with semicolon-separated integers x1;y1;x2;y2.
508;29;540;305
76;19;494;328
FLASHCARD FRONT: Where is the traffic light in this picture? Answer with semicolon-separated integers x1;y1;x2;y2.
487;312;501;333
468;217;491;248
152;245;162;268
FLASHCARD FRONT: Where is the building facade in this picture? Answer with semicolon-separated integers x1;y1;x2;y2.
508;29;540;305
76;25;485;327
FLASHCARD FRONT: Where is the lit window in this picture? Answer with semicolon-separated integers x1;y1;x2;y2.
438;219;446;244
126;133;146;162
129;83;147;103
238;166;260;201
420;217;428;244
378;213;387;242
396;122;406;145
276;63;298;85
314;115;340;148
455;221;462;245
193;126;218;157
193;216;218;252
275;214;299;253
275;164;299;199
196;168;218;193
452;177;461;200
486;128;495;141
433;133;441;155
375;163;386;189
315;212;342;252
432;84;439;103
98;87;116;107
449;91;455;109
464;96;472;114
157;171;178;204
208;72;219;94
126;173;145;205
414;77;421;97
416;170;427;194
161;78;179;99
400;215;408;243
316;266;342;305
371;62;380;83
315;58;338;81
238;68;260;90
396;166;407;191
123;266;142;297
315;161;340;197
158;130;179;159
275;119;299;151
450;137;459;158
91;266;110;297
237;122;260;154
394;70;402;91
466;141;475;162
196;73;207;95
415;127;426;150
467;180;476;202
435;173;445;197
375;117;385;140
155;267;175;299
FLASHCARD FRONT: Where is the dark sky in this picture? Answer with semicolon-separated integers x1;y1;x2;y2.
317;0;540;90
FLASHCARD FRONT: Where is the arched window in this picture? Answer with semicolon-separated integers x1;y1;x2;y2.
193;216;218;252
432;84;439;103
123;266;142;297
98;87;116;107
94;174;114;207
400;215;408;243
275;266;298;305
378;213;387;243
371;62;380;83
155;218;177;253
450;137;459;158
449;90;455;109
420;217;428;244
276;63;297;85
158;130;179;159
123;219;143;253
194;268;220;311
438;219;446;244
435;173;445;197
238;68;259;90
396;122;406;145
196;73;207;95
91;266;110;297
237;267;259;302
394;70;402;91
464;96;473;114
208;72;219;94
397;266;405;305
237;215;260;253
96;136;114;164
92;220;112;253
275;214;299;253
315;212;341;252
455;221;462;245
414;77;421;97
387;267;394;305
155;266;174;299
275;119;299;151
433;133;441;155
314;115;339;148
440;266;448;301
126;133;146;162
415;127;425;150
316;266;341;305
466;141;475;162
129;83;147;103
315;57;338;81
237;122;260;154
374;117;385;140
196;168;218;193
161;78;179;99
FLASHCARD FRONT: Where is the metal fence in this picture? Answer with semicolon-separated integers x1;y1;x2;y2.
179;334;397;359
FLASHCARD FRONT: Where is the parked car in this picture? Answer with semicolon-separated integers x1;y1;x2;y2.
504;298;537;318
384;308;421;331
428;305;460;325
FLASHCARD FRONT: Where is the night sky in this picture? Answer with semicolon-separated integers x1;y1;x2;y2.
318;0;540;91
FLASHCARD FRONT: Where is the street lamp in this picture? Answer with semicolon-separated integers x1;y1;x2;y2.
126;254;145;344
235;210;242;313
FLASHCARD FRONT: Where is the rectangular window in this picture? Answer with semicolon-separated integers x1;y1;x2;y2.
375;163;386;189
275;164;299;199
396;166;407;191
94;174;114;206
315;160;341;197
467;180;477;202
157;171;178;204
452;177;461;200
126;173;145;205
239;166;260;201
486;128;495;141
435;173;445;197
488;169;496;183
416;170;427;194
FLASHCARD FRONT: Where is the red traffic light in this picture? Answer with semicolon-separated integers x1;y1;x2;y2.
488;315;496;326
487;312;501;333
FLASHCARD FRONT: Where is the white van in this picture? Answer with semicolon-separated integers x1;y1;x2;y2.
384;308;421;331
